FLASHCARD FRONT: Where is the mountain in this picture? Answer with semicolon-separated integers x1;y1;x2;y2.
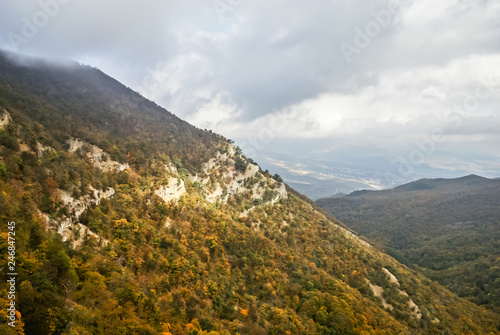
316;175;500;313
249;145;496;201
0;51;499;334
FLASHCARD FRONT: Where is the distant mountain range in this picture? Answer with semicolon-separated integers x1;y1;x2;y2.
316;175;500;312
256;153;386;200
252;148;498;200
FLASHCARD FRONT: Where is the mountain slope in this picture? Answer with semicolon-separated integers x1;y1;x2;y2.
0;51;499;334
316;175;500;312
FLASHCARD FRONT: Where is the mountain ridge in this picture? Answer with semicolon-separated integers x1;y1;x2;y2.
331;174;498;201
1;51;499;334
317;175;500;313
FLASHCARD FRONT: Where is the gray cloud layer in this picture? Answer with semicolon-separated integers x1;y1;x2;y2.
1;0;499;177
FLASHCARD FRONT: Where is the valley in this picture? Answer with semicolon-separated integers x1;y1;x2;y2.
317;175;500;313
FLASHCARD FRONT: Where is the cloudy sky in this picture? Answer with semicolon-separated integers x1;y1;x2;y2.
1;0;500;186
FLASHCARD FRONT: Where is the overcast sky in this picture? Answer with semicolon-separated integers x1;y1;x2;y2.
1;0;499;179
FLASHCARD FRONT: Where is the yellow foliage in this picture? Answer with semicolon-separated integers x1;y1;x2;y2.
186;318;202;333
113;218;128;228
0;298;25;334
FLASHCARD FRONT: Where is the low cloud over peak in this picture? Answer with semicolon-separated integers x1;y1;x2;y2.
1;0;499;181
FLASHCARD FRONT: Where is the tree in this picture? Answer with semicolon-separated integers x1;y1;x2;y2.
0;162;6;180
272;174;283;183
235;157;247;172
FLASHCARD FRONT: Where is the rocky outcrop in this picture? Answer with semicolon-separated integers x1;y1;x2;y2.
58;186;115;220
71;223;109;249
382;268;422;321
367;280;394;311
154;178;186;203
36;142;56;158
87;145;129;172
338;226;372;248
40;186;114;248
152;145;288;207
0;109;11;129
164;162;178;175
67;137;84;153
193;145;288;204
67;138;129;172
367;268;422;321
383;268;400;286
270;183;287;205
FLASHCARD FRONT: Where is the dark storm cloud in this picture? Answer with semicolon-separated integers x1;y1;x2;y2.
0;0;499;176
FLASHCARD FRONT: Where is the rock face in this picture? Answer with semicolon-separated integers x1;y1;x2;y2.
40;139;128;246
73;223;108;249
67;137;85;153
368;281;394;311
67;138;129;172
58;186;115;220
155;178;186;203
87;145;129;172
153;144;288;207
164;162;178;175
36;142;56;158
383;268;400;286
39;139;287;246
52;186;114;248
39;187;113;248
193;145;288;204
35;139;126;248
382;268;422;321
367;268;422;321
0;109;11;129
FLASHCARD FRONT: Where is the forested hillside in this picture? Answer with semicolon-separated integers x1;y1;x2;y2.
1;51;499;334
317;176;500;313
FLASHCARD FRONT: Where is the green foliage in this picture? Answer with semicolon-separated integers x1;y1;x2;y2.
20;151;38;166
0;161;6;180
234;157;247;172
317;178;500;313
0;129;20;151
179;167;190;177
272;173;283;183
172;156;183;169
108;145;121;162
263;189;278;203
